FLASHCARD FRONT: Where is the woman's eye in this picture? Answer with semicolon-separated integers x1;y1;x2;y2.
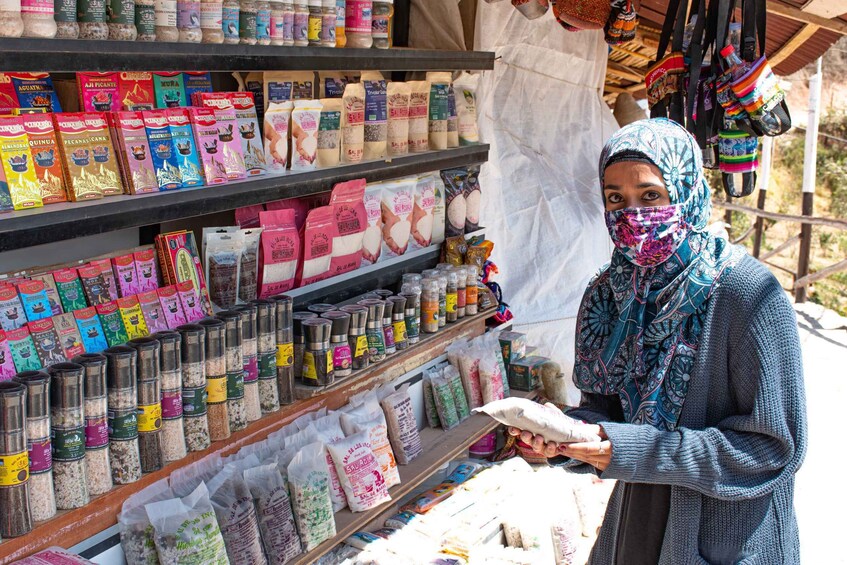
607;193;623;204
643;191;660;201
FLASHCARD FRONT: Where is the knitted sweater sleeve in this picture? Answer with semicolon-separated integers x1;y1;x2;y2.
599;272;808;501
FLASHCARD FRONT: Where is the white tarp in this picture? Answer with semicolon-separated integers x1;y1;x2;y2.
475;3;618;405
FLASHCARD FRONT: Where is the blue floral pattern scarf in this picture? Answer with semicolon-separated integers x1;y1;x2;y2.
573;119;746;430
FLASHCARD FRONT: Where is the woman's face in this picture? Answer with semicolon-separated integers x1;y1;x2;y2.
603;161;671;212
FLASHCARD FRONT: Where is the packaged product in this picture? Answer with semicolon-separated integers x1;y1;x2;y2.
361;74;387;161
410;174;436;251
290;99;323;171
166;108;205;188
326;431;391;512
498;330;527;367
0;116;42;210
328;178;366;276
340;399;400;488
422;367;441;428
28;274;60;316
243;463;302;564
155;230;214;315
465;166;481;233
152;72;188;109
134;248;160;292
239;228;262;302
478;348;505;404
119;478;173;565
183;71;213;103
111;111;158;195
118;72;155;111
0;74;20;115
13;549;97;564
431;373;459;430
188;108;229;185
385;82;411;158
137;290;168;334
226;91;267;176
258;209;300;297
169;453;223;497
142;110;183;191
21;113;67;203
360;182;383;266
117;295;149;340
318;72;358;99
453;72;480;146
157;285;188;328
52;269;85;312
242;73;265;123
77;264;108;306
17;280;51;322
444;365;470;421
176;280;206;322
28;317;67;367
441;168;468;238
453;341;483;409
296;206;336;287
203;228;244;311
287;441;337;551
90;258;120;300
407;81;429;153
77;72;121;113
96;301;129;347
7;327;40;372
0;331;13;380
74;306;109;352
8;73;62;113
198;96;248;180
207;465;268;565
317;97;342;168
380;178;415;259
312;412;348;512
379;384;422;465
447;84;459;148
341;82;365;164
263;71;315;108
401;461;483;514
112;253;140;298
427;74;450;151
475;397;603;444
52;312;85;359
0;285;25;331
263;101;294;172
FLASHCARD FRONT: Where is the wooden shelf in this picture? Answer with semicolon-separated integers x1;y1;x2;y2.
292;389;538;565
0;310;494;564
0;40;494;73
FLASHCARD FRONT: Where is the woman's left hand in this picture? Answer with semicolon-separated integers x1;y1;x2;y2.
558;436;613;472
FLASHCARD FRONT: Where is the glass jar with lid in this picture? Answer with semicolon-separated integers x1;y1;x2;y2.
22;0;56;37
200;0;224;43
239;0;257;43
256;0;270;43
222;0;240;43
371;0;391;49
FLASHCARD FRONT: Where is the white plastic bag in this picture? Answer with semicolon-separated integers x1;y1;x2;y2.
473;398;602;444
340;402;401;488
287;442;337;551
119;479;173;565
313;412;349;512
207;463;267;565
379;384;422;465
327;431;391;512
243;463;302;564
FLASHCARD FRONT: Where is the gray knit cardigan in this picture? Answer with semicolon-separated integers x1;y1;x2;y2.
567;254;808;565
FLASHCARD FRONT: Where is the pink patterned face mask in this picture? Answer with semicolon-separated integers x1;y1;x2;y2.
605;204;689;267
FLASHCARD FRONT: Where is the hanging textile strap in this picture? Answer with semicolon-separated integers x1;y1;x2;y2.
650;0;688;121
742;0;767;61
684;0;707;136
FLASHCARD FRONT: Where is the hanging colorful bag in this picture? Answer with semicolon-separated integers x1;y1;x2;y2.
555;0;611;30
727;53;791;137
719;129;758;197
604;0;638;45
646;52;686;110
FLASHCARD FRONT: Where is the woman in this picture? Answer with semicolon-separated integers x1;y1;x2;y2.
514;119;807;564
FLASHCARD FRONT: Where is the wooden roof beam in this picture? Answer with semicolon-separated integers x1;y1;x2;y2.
767;2;847;35
770;23;821;66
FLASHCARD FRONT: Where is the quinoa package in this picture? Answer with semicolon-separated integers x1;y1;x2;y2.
441;168;468;238
379;384;422;465
341;82;365;164
329;179;366;276
387;82;411;156
287;441;337;552
340;399;400;488
410;174;437;251
296;206;337;287
317;98;342;168
360;183;384;266
312;412;349;512
474;397;603;444
290;99;323;172
243;463;302;564
431;372;460;431
407;81;430;153
427;73;451;151
145;482;229;565
327;431;391;512
432;173;447;245
361;74;387;161
380;178;415;259
263;101;293;173
263;71;315;108
453;73;480;146
207;465;268;565
444;365;471;422
465;166;482;233
203;229;244;312
119;479;173;565
454;342;483;409
478;348;505;404
258;209;299;297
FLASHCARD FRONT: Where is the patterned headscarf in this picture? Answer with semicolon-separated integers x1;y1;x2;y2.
573;118;746;430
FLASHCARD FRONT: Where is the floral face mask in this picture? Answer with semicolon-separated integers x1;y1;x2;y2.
605;204;689;268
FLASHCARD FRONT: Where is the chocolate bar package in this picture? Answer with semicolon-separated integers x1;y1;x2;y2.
118;72;155;111
142;109;183;191
244;73;264;124
0;285;26;331
21;113;67;204
8;73;62;113
226;92;266;176
28;317;68;367
0;73;20;115
74;306;109;353
82;112;123;196
30;273;63;316
53;312;85;359
188;108;228;186
53;268;87;311
112;111;158;195
134;248;160;292
156;230;213;315
112;253;140;297
197;94;247;181
166;108;204;188
96;301;129;347
0;330;15;380
77;72;121;113
138;290;168;333
176;280;205;322
157;285;187;328
90;259;119;301
52;113;104;201
6;326;41;372
0;116;44;210
77;264;110;306
0;154;12;211
17;280;52;323
183;71;213;103
153;72;187;109
117;295;148;340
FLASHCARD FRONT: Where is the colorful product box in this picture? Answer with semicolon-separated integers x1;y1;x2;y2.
117;295;148;340
166;108;205;188
52;113;104;201
0;330;15;380
0;287;25;331
77;72;121;113
155;231;213;316
153;72;188;109
82;112;124;196
77;264;110;305
0;116;44;210
508;355;548;392
134;248;160;292
118;72;155;111
96;301;129;347
17;280;52;323
188;108;228;186
183;71;213;102
142;109;183;191
138;290;168;333
0;73;20;115
157;285;187;328
52;312;86;359
90;258;120;301
74;306;109;353
28;317;68;367
176;280;205;322
226;92;266;176
21;113;67;204
6;326;41;372
111;111;158;194
53;268;87;312
112;253;141;297
8;73;62;113
30;273;63;316
197;94;247;180
499;331;527;369
0;154;12;212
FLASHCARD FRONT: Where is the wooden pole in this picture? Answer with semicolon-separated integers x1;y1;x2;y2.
753;135;773;258
796;57;823;303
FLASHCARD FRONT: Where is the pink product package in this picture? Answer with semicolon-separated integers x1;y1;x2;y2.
157;285;188;328
188;107;228;186
0;330;15;381
265;196;315;233
134;248;160;292
138;290;169;333
296;206;337;287
112;253;140;297
257;209;300;298
176;280;205;322
235;205;265;229
329;179;366;276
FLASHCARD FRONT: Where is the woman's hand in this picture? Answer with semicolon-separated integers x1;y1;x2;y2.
507;424;612;471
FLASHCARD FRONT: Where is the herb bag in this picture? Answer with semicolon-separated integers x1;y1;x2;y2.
474;398;603;444
119;479;173;565
207;465;268;565
312;412;349;512
326;431;391;512
243;463;302;565
169;453;223;497
379;384;422;465
287;441;337;551
340;402;401;488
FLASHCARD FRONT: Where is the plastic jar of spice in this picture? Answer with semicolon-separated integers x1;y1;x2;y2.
222;0;239;43
135;0;156;39
217;311;247;432
75;354;113;496
358;299;386;362
199;0;223;42
232;304;261;422
104;347;142;485
319;0;334;46
339;305;369;370
445;271;458;323
281;0;294;44
307;303;337;315
292;0;307;45
256;0;269;43
401;272;422;322
252;299;280;414
400;292;420;344
155;0;179;40
48;363;90;510
177;324;211;452
306;0;320;45
344;0;370;48
464;265;479;315
371;0;390;49
435;274;448;327
78;0;109;39
334;0;344;46
1;0;25;38
13;372;55;523
388;295;408;350
22;0;56;38
292;311;317;382
302;318;334;387
198;318;230;442
0;382;32;537
270;295;295;405
322;311;352;378
268;0;284;44
129;338;164;473
455;267;467;319
421;278;439;334
177;0;202;41
108;0;137;39
54;0;78;37
239;0;256;43
381;298;397;356
154;331;188;463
